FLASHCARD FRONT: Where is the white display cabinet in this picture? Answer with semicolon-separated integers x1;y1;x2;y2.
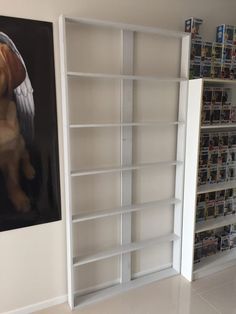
59;15;190;309
182;78;236;281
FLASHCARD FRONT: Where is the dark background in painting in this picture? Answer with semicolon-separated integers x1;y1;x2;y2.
0;16;61;231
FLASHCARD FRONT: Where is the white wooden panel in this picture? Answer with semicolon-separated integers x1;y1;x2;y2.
181;79;203;281
173;34;191;272
120;30;133;283
59;15;74;309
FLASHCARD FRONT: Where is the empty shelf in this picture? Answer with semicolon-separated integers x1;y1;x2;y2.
195;214;236;233
70;121;184;128
72;197;181;222
73;233;179;267
71;160;182;177
65;16;188;39
67;71;187;82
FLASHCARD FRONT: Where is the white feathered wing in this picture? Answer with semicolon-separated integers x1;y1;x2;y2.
0;32;35;141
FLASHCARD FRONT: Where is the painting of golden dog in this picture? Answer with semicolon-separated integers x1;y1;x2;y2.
0;40;35;212
0;16;61;231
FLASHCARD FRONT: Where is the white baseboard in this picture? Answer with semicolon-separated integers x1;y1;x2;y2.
4;295;68;314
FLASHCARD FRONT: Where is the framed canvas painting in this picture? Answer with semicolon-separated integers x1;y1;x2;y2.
0;15;61;231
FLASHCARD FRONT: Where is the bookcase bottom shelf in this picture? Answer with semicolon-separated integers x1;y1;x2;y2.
193;249;236;280
74;267;178;309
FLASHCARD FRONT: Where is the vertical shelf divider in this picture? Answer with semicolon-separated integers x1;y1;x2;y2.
120;30;134;283
173;35;190;272
59;15;75;308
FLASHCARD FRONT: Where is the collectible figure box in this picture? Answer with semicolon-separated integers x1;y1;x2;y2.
219;234;230;251
212;42;223;63
194;242;203;263
222;88;231;104
212;88;223;104
198;168;208;185
216;24;234;45
218;165;227;183
223;44;233;64
228;148;236;163
215;200;225;217
221;103;231;124
201;103;211;125
219;132;229;149
196;203;206;222
221;64;231;79
218;151;228;165
211;104;221;124
209;151;218;166
201;42;212;63
231;105;236;123
228;166;236;181
229;132;236;147
201;63;212;78
200;133;210;151
190;61;201;79
191;40;202;61
199;151;209;168
209;133;219;151
203;87;213;102
202;236;218;256
216;189;225;201
185;17;203;40
211;63;222;79
206;203;215;219
224;199;233;215
208;166;218;184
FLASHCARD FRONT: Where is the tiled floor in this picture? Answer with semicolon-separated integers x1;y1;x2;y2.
36;265;236;314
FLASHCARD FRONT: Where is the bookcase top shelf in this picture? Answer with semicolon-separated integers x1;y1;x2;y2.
191;78;236;85
64;16;189;39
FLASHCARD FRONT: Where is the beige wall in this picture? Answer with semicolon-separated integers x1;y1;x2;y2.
0;0;236;312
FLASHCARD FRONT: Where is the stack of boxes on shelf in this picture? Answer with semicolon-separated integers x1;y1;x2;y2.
201;87;236;125
185;17;236;79
196;189;236;223
198;131;236;185
199;86;236;186
194;224;236;264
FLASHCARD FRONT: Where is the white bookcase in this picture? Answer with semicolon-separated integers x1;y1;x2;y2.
59;15;190;309
182;78;236;281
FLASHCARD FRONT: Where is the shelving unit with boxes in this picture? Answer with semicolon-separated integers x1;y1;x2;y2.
182;78;236;281
59;16;190;309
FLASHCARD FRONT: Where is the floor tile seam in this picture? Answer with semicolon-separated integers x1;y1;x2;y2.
197;293;222;314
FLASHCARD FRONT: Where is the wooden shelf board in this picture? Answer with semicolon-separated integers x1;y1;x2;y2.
67;71;187;82
197;181;236;194
70;121;185;128
73;233;179;267
72;197;181;222
195;214;236;233
71;160;183;177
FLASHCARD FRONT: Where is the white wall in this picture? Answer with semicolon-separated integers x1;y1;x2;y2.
0;0;236;313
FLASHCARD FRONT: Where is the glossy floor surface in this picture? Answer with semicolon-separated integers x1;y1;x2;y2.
36;265;236;314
